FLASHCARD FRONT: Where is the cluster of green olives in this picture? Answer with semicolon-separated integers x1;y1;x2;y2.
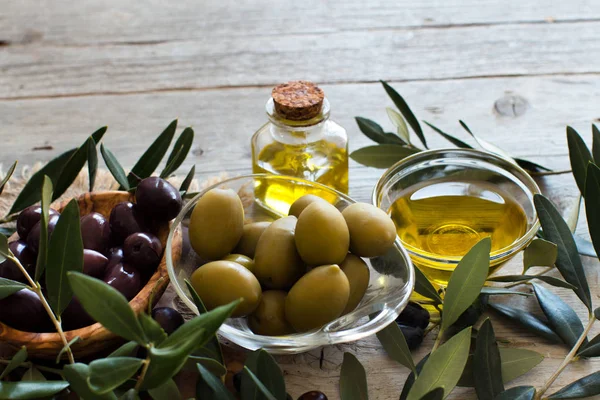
189;190;397;335
0;177;183;332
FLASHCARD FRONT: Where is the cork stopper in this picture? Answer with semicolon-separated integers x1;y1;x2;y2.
271;81;325;121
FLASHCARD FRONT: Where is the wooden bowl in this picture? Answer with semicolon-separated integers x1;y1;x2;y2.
0;191;183;359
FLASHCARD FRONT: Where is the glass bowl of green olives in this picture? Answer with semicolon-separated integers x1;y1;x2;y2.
166;175;414;354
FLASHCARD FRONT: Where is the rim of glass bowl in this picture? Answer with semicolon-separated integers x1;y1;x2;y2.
371;148;542;266
166;174;415;353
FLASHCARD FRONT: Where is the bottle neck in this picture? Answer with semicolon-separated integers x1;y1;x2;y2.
265;98;331;144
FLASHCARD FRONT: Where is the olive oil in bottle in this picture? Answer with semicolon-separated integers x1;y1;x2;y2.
389;179;528;285
252;81;348;215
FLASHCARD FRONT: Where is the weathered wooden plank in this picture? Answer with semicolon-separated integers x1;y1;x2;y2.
2;0;599;46
2;21;600;99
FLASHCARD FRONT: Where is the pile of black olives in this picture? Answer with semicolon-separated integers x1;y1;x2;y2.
0;177;183;333
395;301;430;350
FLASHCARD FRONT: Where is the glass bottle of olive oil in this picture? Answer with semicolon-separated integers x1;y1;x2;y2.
251;81;348;215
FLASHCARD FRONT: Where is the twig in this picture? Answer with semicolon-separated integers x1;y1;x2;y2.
424;320;440;336
528;169;572;177
431;329;443;352
503;266;555;289
134;350;152;392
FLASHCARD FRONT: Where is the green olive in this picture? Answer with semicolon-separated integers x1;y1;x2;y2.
295;202;349;265
288;194;328;218
340;254;370;314
249;290;294;336
342;202;397;257
189;188;244;260
190;260;261;317
233;221;271;258
222;253;254;272
254;216;305;289
285;264;350;332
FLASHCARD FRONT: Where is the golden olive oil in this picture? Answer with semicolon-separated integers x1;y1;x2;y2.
389;180;527;285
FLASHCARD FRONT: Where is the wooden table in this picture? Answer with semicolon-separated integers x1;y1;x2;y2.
2;1;600;398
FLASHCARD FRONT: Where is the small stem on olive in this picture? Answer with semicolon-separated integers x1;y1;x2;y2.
431;328;443;353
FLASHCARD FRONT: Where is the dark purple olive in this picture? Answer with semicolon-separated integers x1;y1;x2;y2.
26;214;60;254
136;177;183;222
233;372;242;393
103;262;141;301
81;212;110;253
0;289;52;332
398;325;424;350
0;241;36;283
106;247;124;268
396;301;430;330
62;297;94;331
298;391;328;400
16;206;59;240
151;307;184;335
123;233;162;272
83;249;109;278
109;202;147;244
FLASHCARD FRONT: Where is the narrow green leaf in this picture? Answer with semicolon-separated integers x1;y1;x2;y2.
0;228;15;238
566;196;581;234
8;148;76;215
489;302;563;343
480;287;531;296
474;319;504;399
514;158;552;173
0;382;69;400
574;235;596;257
567;126;593;195
254;351;286;400
91;126;108;144
355;117;406;145
127;119;177;187
534;194;592;310
63;363;118;400
547;371;600;399
413;267;442;304
380;80;427;148
109;341;139;358
592;124;600;164
68;272;147;344
400;355;428;400
340;353;369;400
179;165;196;194
243;367;278;400
407;327;472;400
34;176;53;281
350;145;420;169
376;321;417;374
87;138;98;192
196;363;235;400
441;238;491;332
100;145;130;190
0;161;17;196
494;386;536;400
22;367;45;382
56;336;80;364
46;199;84;316
533;283;585;348
386;108;410;143
487;275;575;290
0;347;27;379
577;332;600;357
241;349;261;400
423;121;473;149
420;388;444;400
0;235;7;263
88;357;143;395
0;278;27;300
139;312;167;345
523;238;558;273
161;127;194;178
149;378;182;400
585;164;600;261
595;307;600;320
459;120;515;163
53;137;94;200
185;356;227;376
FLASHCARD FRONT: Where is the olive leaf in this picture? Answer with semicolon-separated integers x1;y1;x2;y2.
514;158;552;173
489;302;562;343
441;238;491;332
420;388;444;400
53;136;95;201
356;117;405;145
565;196;581;234
339;353;369;400
196;363;235;400
148;378;182;400
63;363;118;400
0;278;27;300
56;336;80;363
242;367;278;400
179;165;196;194
422;121;473;149
0;235;7;263
406;327;472;400
574;235;596;257
138;312;167;346
547;371;600;399
87;138;98;192
399;355;429;400
494;386;536;400
534;194;592;311
68;272;147;344
567;126;593;195
184;356;227;377
487;275;575;290
577;333;600;357
126;119;177;188
480;287;531;297
100;145;130;190
522;238;558;273
0;347;27;379
21;367;45;382
350;145;419;169
380;80;427;148
414;267;442;304
533;283;585;348
592;124;600;164
7;148;76;216
91;126;108;145
584;163;600;260
46;199;84;316
161;127;194;178
474;319;504;399
241;349;286;400
386;108;410;143
88;357;144;395
376;321;417;374
109;342;139;358
0;161;17;196
34;176;53;281
459;120;514;162
0;381;70;400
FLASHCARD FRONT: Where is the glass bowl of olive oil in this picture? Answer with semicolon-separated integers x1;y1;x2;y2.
372;149;541;287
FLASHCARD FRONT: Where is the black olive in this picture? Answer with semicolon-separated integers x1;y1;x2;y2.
233;372;242;393
123;232;163;272
16;205;59;240
0;241;36;283
103;262;141;301
398;324;424;350
81;212;111;253
136;177;183;222
396;301;430;329
62;296;94;331
151;307;184;335
26;214;60;253
83;249;109;278
298;391;328;400
109;202;147;244
0;289;53;332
